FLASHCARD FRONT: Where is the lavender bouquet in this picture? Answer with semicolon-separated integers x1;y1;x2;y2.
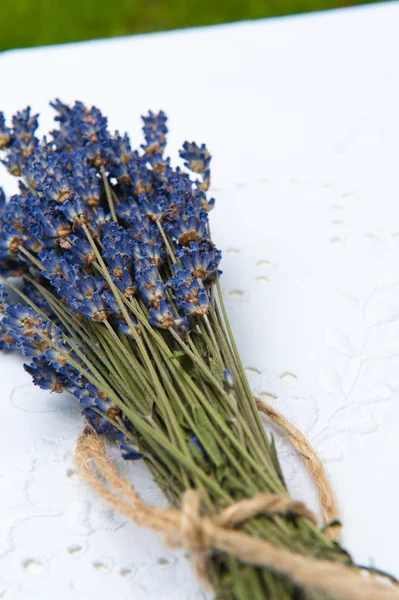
0;103;392;600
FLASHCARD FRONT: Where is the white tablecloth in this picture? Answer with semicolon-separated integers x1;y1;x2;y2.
1;3;399;598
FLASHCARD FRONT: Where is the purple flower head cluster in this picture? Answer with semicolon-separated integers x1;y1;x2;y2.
0;287;139;458
0;100;221;458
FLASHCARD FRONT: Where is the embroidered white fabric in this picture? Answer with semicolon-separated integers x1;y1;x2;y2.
1;3;399;597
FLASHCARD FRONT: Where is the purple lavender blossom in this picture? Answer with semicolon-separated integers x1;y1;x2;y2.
0;101;221;459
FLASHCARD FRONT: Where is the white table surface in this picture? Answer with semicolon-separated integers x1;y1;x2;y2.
1;3;399;598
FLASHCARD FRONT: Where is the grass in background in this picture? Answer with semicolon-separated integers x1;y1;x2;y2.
1;0;387;51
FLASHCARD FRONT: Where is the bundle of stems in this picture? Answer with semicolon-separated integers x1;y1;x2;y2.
0;102;355;599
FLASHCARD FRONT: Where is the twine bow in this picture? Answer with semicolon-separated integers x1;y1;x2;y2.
75;402;399;600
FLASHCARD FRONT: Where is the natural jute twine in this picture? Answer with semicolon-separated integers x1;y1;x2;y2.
75;400;399;600
255;398;340;539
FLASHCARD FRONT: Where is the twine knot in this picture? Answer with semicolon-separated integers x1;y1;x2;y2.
165;489;319;586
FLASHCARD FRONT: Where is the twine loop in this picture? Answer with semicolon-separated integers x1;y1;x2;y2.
74;402;399;600
255;398;339;534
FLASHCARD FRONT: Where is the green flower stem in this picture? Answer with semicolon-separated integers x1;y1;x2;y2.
203;312;224;367
100;165;118;222
156;219;177;264
18;245;45;270
92;325;147;409
102;320;154;392
214;276;276;462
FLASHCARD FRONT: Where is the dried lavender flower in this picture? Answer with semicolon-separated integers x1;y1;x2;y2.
0;101;358;600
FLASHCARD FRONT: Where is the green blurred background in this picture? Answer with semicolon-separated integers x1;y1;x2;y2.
1;0;387;51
